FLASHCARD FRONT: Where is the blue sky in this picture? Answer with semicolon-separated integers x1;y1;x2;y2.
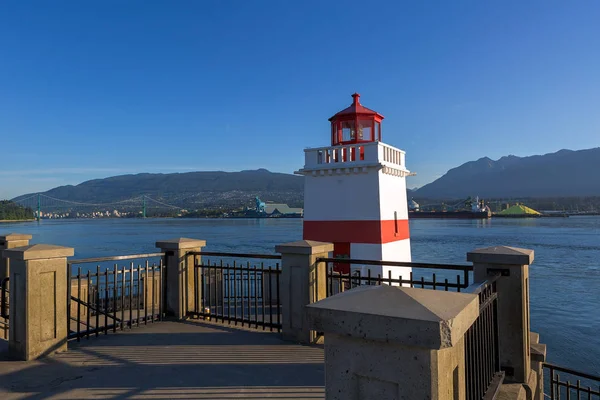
1;1;599;199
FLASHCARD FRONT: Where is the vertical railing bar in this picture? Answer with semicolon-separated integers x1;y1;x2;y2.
254;264;259;328
129;262;133;329
193;260;199;317
159;257;164;321
432;273;437;291
444;278;449;291
121;265;125;329
260;263;265;330
95;266;100;337
113;264;118;332
276;262;281;331
77;267;82;342
144;262;148;325
215;259;225;322
421;275;425;288
247;262;251;325
104;268;109;335
151;262;156;322
136;262;141;326
457;274;461;293
207;261;212;320
409;271;413;288
67;263;72;340
226;263;231;324
86;269;91;339
328;264;333;297
268;265;273;331
210;263;219;321
550;366;555;400
220;260;225;323
233;261;237;326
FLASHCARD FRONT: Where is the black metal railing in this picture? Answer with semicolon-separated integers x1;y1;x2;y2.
188;252;282;331
67;253;165;341
1;277;8;320
464;274;504;400
0;277;8;339
544;363;600;399
318;258;472;298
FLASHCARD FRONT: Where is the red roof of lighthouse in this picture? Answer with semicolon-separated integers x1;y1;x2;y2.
328;93;384;121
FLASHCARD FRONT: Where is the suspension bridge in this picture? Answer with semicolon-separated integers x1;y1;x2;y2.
13;194;186;220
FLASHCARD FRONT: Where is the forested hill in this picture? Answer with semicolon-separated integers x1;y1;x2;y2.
0;201;34;221
13;169;304;209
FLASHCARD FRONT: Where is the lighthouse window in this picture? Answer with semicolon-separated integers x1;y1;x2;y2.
358;120;373;141
341;120;355;142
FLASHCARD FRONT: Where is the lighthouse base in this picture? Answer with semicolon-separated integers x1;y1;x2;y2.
347;240;412;286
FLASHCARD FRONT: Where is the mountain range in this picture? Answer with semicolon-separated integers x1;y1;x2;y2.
413;147;600;199
12;147;600;209
13;169;304;210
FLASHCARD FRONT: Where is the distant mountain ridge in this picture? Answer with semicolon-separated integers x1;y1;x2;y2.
13;169;304;209
413;147;600;199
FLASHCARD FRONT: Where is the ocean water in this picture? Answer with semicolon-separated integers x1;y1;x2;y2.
2;216;599;374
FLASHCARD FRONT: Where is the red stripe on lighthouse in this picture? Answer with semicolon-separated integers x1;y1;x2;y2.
303;220;410;244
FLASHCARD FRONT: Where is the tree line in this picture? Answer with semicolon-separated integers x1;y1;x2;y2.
0;201;34;220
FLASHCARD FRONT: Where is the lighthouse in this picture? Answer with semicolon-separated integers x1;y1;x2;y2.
297;93;412;281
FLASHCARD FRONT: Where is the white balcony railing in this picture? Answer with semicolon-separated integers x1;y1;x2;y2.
303;141;406;171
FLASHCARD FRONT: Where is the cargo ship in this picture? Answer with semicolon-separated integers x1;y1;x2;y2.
408;197;491;219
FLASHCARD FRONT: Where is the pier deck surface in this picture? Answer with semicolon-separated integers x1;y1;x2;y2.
0;320;325;399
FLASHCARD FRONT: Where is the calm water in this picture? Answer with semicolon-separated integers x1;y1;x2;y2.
2;217;599;373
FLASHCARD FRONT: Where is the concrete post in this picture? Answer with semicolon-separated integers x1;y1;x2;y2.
306;285;479;400
0;233;32;281
467;246;534;384
156;238;206;319
530;332;547;400
3;244;74;360
275;240;333;344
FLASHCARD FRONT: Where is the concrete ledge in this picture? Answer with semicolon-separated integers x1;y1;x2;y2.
0;233;33;241
467;246;534;265
3;244;74;260
155;238;206;250
306;285;478;349
276;240;334;255
531;343;546;363
497;382;527;400
530;331;539;345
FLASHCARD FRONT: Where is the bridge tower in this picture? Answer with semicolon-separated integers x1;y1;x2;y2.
297;93;412;279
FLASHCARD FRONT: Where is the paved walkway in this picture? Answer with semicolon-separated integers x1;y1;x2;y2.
0;321;325;399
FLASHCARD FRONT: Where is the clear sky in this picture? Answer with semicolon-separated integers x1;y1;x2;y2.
1;1;599;199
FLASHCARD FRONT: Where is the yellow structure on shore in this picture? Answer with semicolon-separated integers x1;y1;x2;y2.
496;204;542;218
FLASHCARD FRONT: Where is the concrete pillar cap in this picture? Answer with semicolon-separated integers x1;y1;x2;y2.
3;244;74;260
156;238;206;250
306;285;479;349
276;240;334;255
467;246;534;265
0;233;33;241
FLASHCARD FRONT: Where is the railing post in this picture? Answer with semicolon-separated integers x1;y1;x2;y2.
0;233;32;281
2;244;73;360
467;246;534;384
156;238;206;319
307;285;479;400
275;240;333;344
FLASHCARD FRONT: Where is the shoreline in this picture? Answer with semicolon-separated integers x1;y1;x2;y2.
0;219;36;223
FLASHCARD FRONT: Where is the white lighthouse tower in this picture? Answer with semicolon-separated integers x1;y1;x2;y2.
297;93;412;280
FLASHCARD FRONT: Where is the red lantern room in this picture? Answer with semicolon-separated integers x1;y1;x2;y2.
329;93;384;146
